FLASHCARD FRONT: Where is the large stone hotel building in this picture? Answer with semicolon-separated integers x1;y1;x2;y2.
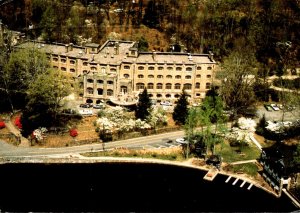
17;40;216;106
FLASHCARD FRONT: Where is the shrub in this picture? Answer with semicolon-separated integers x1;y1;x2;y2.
69;128;78;137
0;121;5;129
14;117;22;129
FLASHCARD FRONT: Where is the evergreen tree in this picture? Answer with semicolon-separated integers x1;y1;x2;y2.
135;88;151;120
173;90;189;125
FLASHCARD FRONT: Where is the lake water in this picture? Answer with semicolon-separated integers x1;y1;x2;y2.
0;162;298;212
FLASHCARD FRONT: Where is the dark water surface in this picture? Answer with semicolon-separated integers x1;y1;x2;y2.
0;162;298;212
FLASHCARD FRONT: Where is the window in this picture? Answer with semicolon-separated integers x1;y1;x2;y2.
207;66;212;70
166;94;171;98
110;68;117;72
195;83;200;89
138;66;144;70
183;83;192;90
186;67;192;71
53;57;58;62
124;74;129;78
147;83;154;89
87;79;93;83
61;58;66;63
149;94;153;97
124;65;130;69
197;66;202;70
101;67;106;73
91;66;97;71
138;74;144;78
206;75;211;78
158;66;164;70
136;83;145;90
107;80;113;85
175;75;181;79
166;83;172;89
157;75;163;79
196;93;201;97
70;68;75;73
156;83;163;89
70;60;76;65
107;89;113;96
148;66;155;70
176;67;182;71
196;74;201;78
175;94;180;98
167;66;173;71
97;88;103;95
157;94;162;98
97;80;103;84
83;62;88;66
166;75;172;79
185;75;192;79
87;87;93;94
206;83;211;89
174;83;181;89
148;75;154;78
61;67;66;71
53;66;58;69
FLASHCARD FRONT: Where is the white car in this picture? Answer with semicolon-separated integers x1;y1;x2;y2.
270;104;280;111
79;109;93;116
175;138;188;144
160;101;172;106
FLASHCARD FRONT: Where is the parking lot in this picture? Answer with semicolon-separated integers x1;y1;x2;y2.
256;105;299;122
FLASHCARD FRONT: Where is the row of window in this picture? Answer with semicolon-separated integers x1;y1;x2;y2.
87;88;113;96
87;79;114;84
132;66;212;71
136;83;211;90
52;58;213;72
136;74;211;79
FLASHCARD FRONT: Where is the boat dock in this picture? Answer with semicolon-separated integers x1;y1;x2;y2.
203;168;219;181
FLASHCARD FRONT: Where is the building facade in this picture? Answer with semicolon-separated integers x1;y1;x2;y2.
17;40;216;105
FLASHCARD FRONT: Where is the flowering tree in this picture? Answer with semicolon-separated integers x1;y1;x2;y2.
69;128;78;137
147;108;168;128
32;127;48;142
96;106;154;140
226;117;257;151
0;121;5;129
14;116;22;129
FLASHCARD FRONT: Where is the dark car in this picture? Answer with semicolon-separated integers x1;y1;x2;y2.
80;103;89;108
93;104;103;109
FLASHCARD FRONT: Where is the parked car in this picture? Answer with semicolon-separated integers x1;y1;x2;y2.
270;104;280;111
79;109;93;116
175;137;188;144
264;104;273;111
93;104;103;109
80;103;92;108
160;101;172;106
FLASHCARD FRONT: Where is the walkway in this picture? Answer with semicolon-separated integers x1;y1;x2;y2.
230;159;257;165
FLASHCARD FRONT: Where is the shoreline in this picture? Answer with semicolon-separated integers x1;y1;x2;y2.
0;154;278;198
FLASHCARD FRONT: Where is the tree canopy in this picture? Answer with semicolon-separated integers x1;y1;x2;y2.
173;90;189;125
135;88;152;121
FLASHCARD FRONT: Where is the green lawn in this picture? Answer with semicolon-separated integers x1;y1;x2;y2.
215;140;261;163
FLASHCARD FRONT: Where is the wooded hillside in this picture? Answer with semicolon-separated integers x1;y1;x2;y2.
1;0;300;67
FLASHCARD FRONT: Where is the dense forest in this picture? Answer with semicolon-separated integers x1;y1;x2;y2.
1;0;300;68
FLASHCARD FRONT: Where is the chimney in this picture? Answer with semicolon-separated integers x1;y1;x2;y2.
69;43;73;51
65;44;69;53
208;51;214;61
114;41;119;55
152;50;156;61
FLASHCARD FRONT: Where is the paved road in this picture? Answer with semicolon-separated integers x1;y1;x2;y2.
0;130;185;158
